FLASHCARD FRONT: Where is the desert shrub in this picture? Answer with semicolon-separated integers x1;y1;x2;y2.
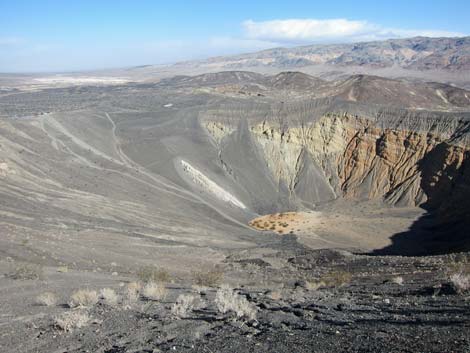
192;284;210;295
142;281;167;301
449;273;470;294
447;253;470;267
54;310;90;332
192;268;224;287
444;261;470;277
100;288;119;306
57;266;68;273
171;294;195;318
215;284;257;321
266;290;282;300
323;270;352;287
391;276;404;286
10;263;44;280
305;280;327;291
137;266;170;283
124;282;142;304
246;263;262;273
36;292;57;306
69;289;99;308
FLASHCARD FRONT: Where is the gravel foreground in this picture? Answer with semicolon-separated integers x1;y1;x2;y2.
2;243;469;353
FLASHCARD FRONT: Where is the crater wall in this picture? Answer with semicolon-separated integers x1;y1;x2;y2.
204;111;470;227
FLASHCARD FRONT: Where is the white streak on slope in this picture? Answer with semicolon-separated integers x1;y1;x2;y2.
181;160;246;209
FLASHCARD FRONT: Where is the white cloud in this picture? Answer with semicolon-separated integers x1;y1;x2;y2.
243;18;465;43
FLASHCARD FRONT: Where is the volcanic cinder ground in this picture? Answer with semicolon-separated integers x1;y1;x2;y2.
0;69;470;352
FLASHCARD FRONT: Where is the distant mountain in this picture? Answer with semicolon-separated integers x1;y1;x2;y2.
3;37;469;93
158;71;266;86
112;36;466;91
186;36;470;72
160;71;325;91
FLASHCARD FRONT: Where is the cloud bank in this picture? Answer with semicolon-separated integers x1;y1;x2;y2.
243;18;465;43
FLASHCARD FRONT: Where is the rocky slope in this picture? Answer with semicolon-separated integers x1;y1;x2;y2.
3;245;470;353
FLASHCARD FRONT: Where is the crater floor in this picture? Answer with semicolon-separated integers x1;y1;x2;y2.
249;201;426;252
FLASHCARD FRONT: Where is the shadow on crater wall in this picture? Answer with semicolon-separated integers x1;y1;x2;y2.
371;211;469;256
372;145;470;256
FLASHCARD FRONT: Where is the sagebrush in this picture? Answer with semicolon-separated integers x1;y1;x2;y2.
69;289;99;308
54;311;90;332
191;268;224;287
137;266;170;283
215;284;256;321
100;288;119;306
124;281;142;305
171;294;195;318
36;292;57;306
450;273;470;294
142;281;167;301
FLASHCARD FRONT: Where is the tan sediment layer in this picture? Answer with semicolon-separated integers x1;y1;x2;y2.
249;211;320;235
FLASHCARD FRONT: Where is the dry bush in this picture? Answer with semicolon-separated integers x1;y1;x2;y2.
36;292;57;307
305;280;327;291
171;294;195;318
191;284;209;294
100;288;119;306
444;261;470;277
10;263;44;280
215;284;257;321
267;290;283;300
69;289;99;308
142;281;167;301
191;268;224;287
244;263;260;273
447;253;470;268
57;266;68;273
450;273;470;294
391;276;404;286
137;266;170;283
323;270;352;287
54;310;90;332
124;282;142;304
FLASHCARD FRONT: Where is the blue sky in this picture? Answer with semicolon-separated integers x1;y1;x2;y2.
1;0;469;72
